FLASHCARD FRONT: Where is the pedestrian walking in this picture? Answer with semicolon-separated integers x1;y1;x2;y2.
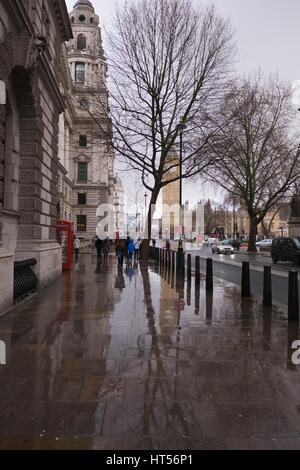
152;239;156;247
127;239;135;260
134;238;141;260
95;237;103;258
103;237;110;261
74;236;80;256
125;236;130;258
166;239;170;251
116;240;125;266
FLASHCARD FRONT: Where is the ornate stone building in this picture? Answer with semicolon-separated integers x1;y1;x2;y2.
0;0;73;314
64;0;115;240
0;0;120;315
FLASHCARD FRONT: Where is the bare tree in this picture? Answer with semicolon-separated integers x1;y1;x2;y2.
203;74;300;252
87;0;234;248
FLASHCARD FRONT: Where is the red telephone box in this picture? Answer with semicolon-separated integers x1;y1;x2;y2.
56;220;74;270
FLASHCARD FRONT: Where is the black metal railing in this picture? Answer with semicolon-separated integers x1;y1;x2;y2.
14;258;38;301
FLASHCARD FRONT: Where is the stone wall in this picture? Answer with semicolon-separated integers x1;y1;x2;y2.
0;0;72;315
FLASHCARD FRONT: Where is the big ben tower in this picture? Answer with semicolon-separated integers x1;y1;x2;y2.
67;0;115;238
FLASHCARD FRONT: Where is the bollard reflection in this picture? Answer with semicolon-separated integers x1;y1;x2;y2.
194;282;200;315
206;291;213;322
187;278;191;306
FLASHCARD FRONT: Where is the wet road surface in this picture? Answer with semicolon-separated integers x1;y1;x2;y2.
0;253;300;450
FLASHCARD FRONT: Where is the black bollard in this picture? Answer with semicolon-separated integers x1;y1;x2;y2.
241;261;251;297
263;266;272;307
176;251;180;274
195;256;200;285
187;254;191;280
206;258;213;291
288;271;299;322
180;253;185;277
187;278;191;305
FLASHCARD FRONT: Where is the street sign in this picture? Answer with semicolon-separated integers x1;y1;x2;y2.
0;81;6;105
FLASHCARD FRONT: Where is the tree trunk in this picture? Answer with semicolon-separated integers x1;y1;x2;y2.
248;216;258;252
141;186;160;259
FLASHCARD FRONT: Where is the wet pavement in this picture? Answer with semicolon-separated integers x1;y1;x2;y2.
0;252;300;450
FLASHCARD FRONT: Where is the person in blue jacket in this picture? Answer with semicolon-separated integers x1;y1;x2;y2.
127;239;135;259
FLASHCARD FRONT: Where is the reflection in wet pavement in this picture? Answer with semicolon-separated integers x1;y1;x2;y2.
0;253;300;450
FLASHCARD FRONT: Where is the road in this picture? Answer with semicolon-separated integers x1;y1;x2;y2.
155;241;300;308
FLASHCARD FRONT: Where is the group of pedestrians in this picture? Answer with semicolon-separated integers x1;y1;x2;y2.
116;237;141;266
92;236;112;260
90;235;142;266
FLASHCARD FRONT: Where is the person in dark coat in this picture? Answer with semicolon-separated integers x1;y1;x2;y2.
95;237;103;258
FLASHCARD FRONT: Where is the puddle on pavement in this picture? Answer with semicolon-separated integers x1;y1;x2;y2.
0;254;300;449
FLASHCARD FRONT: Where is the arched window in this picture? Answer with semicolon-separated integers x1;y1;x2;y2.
77;34;86;50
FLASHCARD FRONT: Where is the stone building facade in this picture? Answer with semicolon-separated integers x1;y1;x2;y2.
0;0;73;314
64;0;115;240
0;0;121;315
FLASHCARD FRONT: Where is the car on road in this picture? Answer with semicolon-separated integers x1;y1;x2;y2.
271;237;300;264
212;240;234;255
204;237;217;247
256;239;272;248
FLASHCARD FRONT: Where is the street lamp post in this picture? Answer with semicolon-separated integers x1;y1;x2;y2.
176;117;186;244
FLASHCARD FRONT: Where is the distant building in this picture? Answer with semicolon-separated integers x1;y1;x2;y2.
113;176;125;237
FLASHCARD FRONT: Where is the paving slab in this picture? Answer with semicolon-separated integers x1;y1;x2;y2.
0;253;300;449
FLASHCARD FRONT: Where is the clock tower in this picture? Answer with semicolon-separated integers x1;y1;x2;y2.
162;147;180;239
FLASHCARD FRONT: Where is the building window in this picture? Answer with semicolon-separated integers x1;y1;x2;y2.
79;15;86;22
80;98;88;108
77;34;86;50
77;215;87;232
75;63;85;83
78;162;87;181
79;135;87;146
78;193;86;205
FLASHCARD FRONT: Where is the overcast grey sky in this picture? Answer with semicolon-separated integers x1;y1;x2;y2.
67;0;300;83
66;0;300;209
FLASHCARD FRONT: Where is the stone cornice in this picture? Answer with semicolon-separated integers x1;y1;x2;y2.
2;0;34;35
51;0;73;42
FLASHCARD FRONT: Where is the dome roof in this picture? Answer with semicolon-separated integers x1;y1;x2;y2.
74;0;94;10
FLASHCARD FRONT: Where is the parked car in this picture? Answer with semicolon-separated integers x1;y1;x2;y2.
212;241;234;255
227;238;241;250
271;237;300;264
256;239;272;248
